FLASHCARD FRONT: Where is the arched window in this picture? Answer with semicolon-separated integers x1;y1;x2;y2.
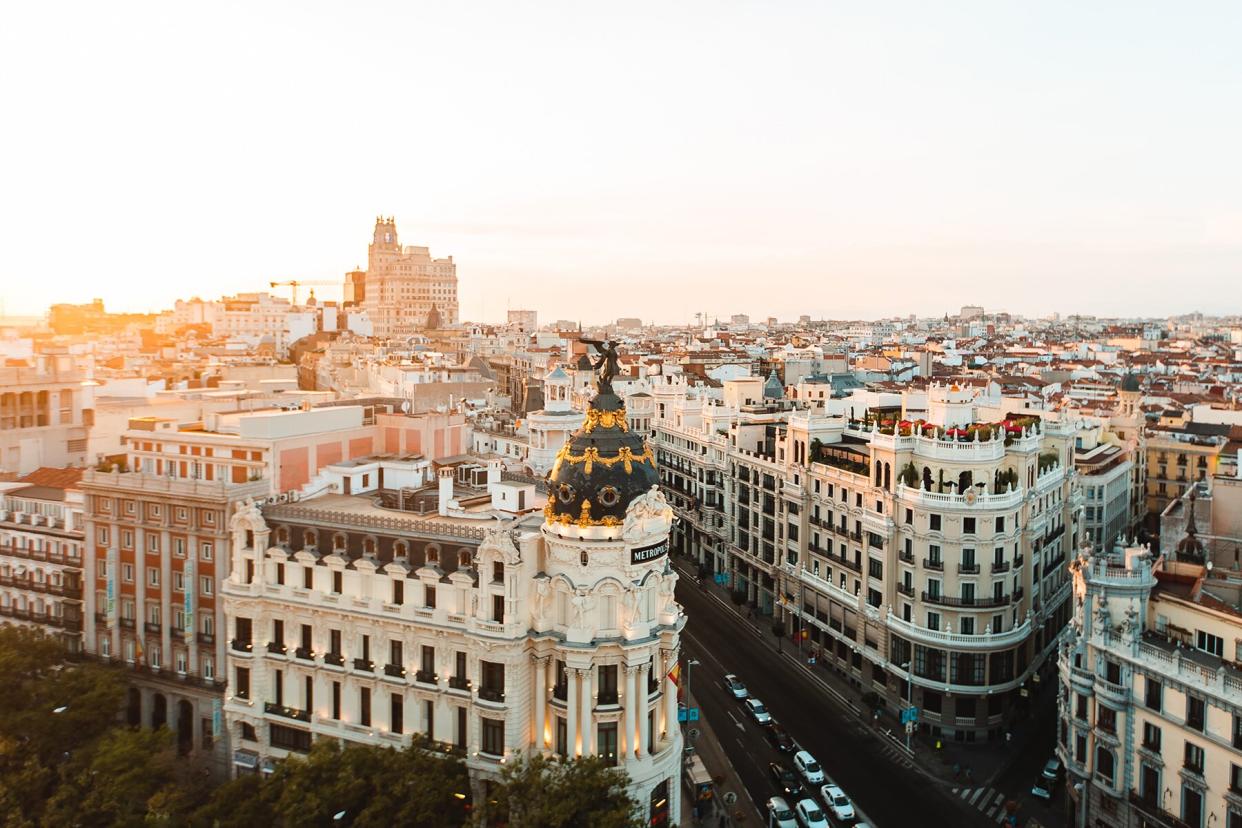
304;529;317;549
394;541;408;559
426;544;440;564
1096;746;1115;784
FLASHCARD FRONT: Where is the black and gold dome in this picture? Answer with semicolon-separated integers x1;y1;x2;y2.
544;390;657;527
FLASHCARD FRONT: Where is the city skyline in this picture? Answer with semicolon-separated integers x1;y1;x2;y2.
4;2;1242;322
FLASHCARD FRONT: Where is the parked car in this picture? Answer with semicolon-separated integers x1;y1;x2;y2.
1032;756;1063;799
767;721;796;752
793;750;825;786
722;673;749;700
1041;757;1063;780
769;762;803;799
745;698;773;725
820;784;856;822
794;798;829;828
766;796;799;828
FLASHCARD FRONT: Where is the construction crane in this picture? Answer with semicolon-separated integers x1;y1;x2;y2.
269;280;338;305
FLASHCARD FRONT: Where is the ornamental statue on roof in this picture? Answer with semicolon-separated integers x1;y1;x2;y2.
581;338;621;393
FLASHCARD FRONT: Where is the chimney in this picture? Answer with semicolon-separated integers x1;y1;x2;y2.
487;459;502;490
437;467;454;516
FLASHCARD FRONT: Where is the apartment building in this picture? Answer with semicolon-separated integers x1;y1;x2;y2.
0;468;85;650
363;217;459;337
222;387;684;821
1058;545;1242;828
80;403;468;771
0;350;93;476
1076;437;1135;551
1145;429;1226;521
655;379;1082;740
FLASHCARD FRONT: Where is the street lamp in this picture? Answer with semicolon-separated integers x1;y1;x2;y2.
901;662;913;752
684;658;701;726
1074;780;1089;828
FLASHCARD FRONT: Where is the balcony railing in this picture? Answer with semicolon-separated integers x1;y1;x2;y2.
478;687;505;703
353;658;374;672
958;563;980;575
897;583;915;598
448;675;470;691
899;551;915;564
922;591;1010;608
991;561;1011;574
266;642;288;655
264;702;311;723
923;558;944;572
324;652;345;667
597;690;619;706
231;638;253;653
384;664;406;679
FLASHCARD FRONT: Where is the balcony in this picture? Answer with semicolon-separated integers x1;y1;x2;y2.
266;642;288;655
922;591;1010;608
353;658;374;672
958;563;980;575
1013;587;1025;602
197;632;215;645
295;646;315;661
264;702;311;723
1014;554;1024;567
324;652;345;667
991;561;1010;574
144;621;161;634
231;638;253;653
897;583;915;598
384;664;406;679
414;669;437;685
478;687;505;703
899;551;915;564
923;558;944;572
1127;791;1191;828
119;617;136;629
448;675;471;691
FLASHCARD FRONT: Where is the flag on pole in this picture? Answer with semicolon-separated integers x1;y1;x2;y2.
135;636;145;665
667;661;681;686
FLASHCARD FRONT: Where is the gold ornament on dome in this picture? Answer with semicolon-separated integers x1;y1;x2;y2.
578;500;594;526
554;444;654;475
582;406;628;433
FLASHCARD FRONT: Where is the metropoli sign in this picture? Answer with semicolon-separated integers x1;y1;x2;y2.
631;539;669;565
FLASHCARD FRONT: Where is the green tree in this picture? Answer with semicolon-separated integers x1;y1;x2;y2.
0;627;128;825
43;726;181;828
477;754;642;828
193;738;471;828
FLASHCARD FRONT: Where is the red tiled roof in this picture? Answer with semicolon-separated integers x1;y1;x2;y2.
17;467;84;490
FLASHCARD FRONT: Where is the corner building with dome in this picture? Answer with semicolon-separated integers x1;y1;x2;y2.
221;369;684;823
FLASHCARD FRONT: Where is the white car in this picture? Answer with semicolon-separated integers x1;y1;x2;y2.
794;797;829;828
793;750;825;785
745;697;773;725
766;796;798;828
820;783;855;822
723;673;749;700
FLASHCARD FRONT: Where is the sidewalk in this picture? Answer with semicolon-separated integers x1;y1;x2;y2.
680;695;758;827
678;556;1057;790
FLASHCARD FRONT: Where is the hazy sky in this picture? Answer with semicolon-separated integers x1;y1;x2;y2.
3;2;1241;324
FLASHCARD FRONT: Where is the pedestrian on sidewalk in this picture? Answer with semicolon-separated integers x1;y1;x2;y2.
1005;730;1012;747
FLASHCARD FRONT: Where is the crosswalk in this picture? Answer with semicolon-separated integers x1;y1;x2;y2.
952;786;1017;824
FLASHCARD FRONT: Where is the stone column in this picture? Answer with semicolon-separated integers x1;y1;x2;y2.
566;668;579;757
663;651;677;747
637;662;649;757
624;665;637;757
533;656;547;751
580;665;594;756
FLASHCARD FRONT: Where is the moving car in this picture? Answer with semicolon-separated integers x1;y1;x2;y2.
794;798;829;828
745;698;773;725
769;762;803;799
820;784;856;822
767;721;796;752
1032;756;1063;799
722;673;749;700
793;750;825;786
766;796;799;828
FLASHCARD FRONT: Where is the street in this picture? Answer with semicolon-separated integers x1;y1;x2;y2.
677;572;977;828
